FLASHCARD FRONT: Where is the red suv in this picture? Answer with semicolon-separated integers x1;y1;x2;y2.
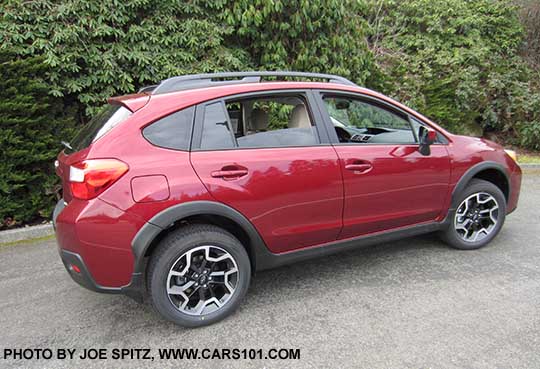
54;72;521;327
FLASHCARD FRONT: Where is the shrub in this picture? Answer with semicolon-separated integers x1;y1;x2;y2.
221;0;377;86
366;0;539;142
0;52;76;227
518;0;540;66
0;0;539;227
0;0;251;116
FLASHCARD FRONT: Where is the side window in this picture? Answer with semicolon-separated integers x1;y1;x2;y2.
226;95;318;148
200;102;235;150
323;96;416;144
142;106;194;150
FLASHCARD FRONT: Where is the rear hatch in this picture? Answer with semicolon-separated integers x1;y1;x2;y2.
56;104;132;202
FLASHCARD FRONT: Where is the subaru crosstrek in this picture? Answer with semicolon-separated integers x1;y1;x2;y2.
53;71;522;327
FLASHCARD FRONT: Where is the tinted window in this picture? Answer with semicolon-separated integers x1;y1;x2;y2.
143;107;194;150
200;102;235;150
70;105;132;152
324;96;416;144
226;95;318;148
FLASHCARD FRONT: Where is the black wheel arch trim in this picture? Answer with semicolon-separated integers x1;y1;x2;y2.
130;200;270;275
450;161;510;209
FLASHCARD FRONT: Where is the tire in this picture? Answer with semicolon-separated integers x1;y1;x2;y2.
147;224;251;327
441;179;506;250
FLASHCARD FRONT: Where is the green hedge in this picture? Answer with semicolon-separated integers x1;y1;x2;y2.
0;0;251;116
366;0;540;147
0;52;76;227
0;0;539;226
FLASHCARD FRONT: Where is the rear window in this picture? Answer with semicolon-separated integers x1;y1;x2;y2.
69;105;132;152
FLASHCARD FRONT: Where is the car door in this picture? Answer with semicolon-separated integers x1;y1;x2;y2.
189;90;344;253
315;91;451;239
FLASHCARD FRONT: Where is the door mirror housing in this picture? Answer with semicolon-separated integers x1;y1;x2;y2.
418;126;437;156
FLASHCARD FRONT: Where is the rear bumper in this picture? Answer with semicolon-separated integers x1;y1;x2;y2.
59;248;145;300
53;198;145;302
60;250;144;302
60;249;121;294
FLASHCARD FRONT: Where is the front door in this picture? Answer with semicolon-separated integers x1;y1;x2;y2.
317;92;451;239
190;92;343;253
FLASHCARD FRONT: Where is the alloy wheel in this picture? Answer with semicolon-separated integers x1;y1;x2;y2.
166;245;239;316
454;192;499;243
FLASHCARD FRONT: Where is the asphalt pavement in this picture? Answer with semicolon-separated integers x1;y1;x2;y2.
1;171;539;369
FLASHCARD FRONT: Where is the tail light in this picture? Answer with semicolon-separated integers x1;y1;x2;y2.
69;159;128;200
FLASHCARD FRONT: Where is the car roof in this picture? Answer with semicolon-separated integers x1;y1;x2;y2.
150;71;358;94
109;71;357;111
111;81;376;112
109;79;451;138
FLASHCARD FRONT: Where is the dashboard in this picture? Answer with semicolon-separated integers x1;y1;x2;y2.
335;126;416;144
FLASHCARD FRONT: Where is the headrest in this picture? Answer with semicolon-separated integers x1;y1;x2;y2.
250;108;268;131
289;104;311;129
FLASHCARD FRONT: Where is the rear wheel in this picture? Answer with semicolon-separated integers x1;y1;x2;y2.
441;179;506;250
147;224;251;327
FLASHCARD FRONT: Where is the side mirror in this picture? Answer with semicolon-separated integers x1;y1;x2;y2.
418;126;437;156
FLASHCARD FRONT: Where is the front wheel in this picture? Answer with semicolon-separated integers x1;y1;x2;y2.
441;179;506;250
147;224;251;327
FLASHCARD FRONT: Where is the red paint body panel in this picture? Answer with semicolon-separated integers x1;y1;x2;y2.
108;93;150;112
54;80;522;289
190;147;343;253
441;135;521;213
55;198;145;286
131;175;170;203
334;145;451;239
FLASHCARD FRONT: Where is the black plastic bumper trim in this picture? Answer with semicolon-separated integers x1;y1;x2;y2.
60;250;122;294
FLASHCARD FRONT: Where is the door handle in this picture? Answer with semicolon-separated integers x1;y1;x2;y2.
345;161;373;173
211;165;248;179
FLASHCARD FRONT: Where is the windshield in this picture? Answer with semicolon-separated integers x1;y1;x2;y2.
68;105;132;152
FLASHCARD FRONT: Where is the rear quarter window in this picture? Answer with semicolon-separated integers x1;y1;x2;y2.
142;106;195;150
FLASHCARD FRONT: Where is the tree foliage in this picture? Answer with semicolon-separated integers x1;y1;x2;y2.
1;0;251;115
518;0;540;67
0;52;76;227
221;0;376;85
0;0;539;226
366;0;540;146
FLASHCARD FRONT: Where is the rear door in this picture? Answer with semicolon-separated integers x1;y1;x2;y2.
190;90;343;253
315;91;451;239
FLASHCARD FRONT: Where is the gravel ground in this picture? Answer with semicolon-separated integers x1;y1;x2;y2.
1;172;539;369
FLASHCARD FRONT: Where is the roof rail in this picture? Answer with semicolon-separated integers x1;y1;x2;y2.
138;84;158;93
149;71;358;95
